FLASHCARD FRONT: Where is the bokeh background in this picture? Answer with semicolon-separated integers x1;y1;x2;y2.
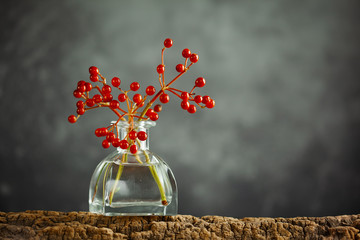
1;0;360;218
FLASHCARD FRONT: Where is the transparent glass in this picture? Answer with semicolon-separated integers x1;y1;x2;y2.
89;121;178;216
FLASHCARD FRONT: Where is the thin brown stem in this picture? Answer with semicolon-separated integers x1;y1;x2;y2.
189;86;196;95
168;88;184;93
162;73;165;87
95;86;104;96
84;106;101;111
158;75;163;88
133;116;148;120
98;73;106;83
161;48;166;86
167;89;182;99
110;108;127;121
161;48;165;65
117;107;128;114
138;90;163;119
166;63;194;88
133;95;148;113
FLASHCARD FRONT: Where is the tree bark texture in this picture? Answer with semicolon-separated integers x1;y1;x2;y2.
0;211;359;239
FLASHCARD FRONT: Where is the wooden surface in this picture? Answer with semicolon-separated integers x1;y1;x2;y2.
0;211;359;239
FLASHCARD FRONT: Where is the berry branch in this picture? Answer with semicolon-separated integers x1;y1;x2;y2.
68;38;215;206
69;38;215;150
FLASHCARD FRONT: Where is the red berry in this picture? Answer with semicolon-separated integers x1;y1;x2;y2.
93;94;102;103
73;90;82;98
110;100;119;109
137;131;147;141
129;130;137;140
102;85;112;94
99;128;108;136
146;86;156;95
89;66;99;75
112;138;121;147
68;115;77;123
195;77;206;88
85;82;92;92
77;84;86;92
106;132;116;142
95;128;102;137
77;84;86;93
111;77;121;87
181;101;190;110
149;112;159;121
206;99;215;108
130;144;138;154
76;100;85;108
90;74;99;82
164;38;173;48
78;80;86;86
102;139;111;149
119;139;129;149
118;93;127;102
182;48;191;58
130;82;140;91
103;94;113;102
202;95;211;104
157;64;165;74
176;64;185;73
86;99;95;107
194;95;203;103
76;108;85;115
187;105;197;113
181;92;189;100
190;53;199;63
133;94;142;104
146;109;154;116
160;93;169;103
154;104;162;112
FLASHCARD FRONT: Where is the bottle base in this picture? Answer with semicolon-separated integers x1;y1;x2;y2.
89;202;177;216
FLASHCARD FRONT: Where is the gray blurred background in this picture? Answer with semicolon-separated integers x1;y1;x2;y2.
1;0;360;218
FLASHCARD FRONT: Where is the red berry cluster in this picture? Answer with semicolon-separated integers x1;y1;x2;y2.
68;38;215;152
94;127;148;154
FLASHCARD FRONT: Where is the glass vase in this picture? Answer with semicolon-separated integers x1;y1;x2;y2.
89;121;178;216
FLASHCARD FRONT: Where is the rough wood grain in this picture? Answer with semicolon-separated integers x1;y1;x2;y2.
0;211;359;239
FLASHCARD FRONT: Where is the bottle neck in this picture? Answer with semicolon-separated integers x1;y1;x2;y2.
118;126;151;151
114;120;155;152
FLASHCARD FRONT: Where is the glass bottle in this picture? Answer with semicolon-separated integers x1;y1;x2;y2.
89;120;178;216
